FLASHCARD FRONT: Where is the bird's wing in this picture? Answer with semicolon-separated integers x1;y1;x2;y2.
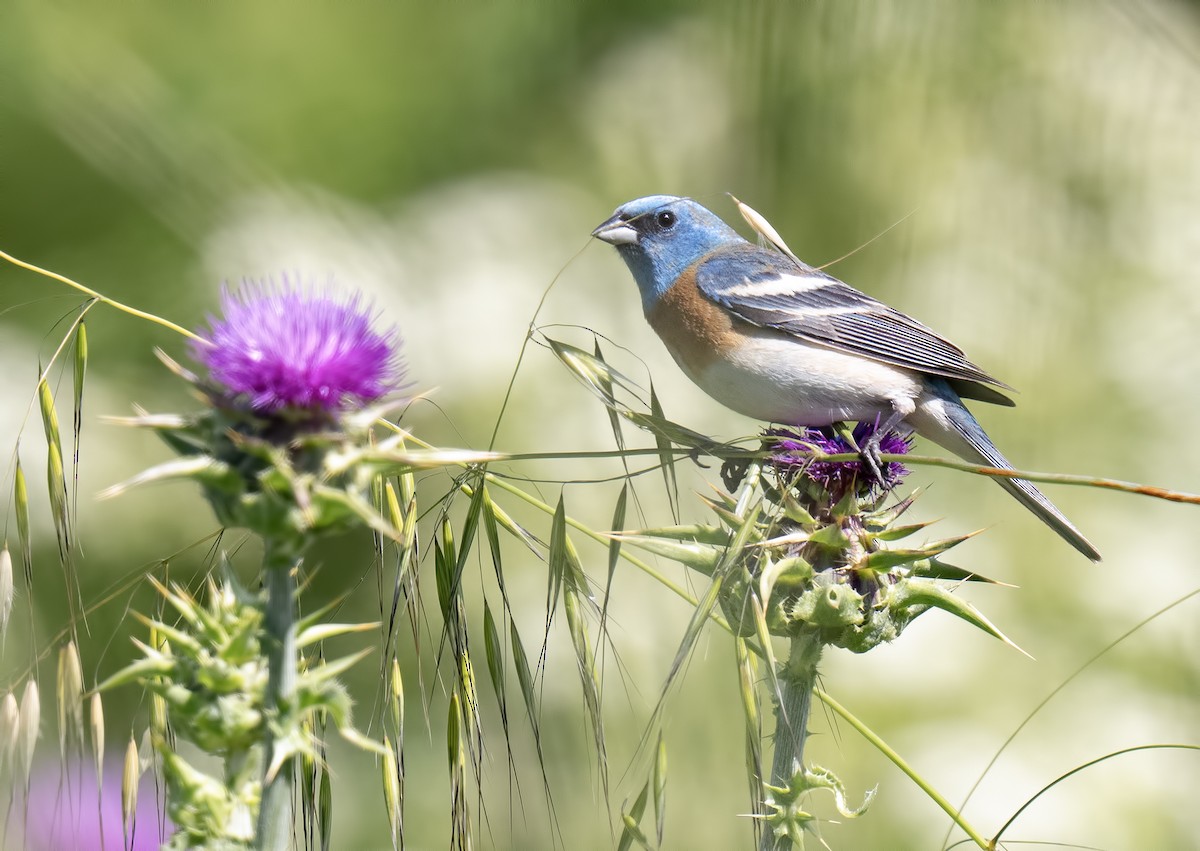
695;243;1013;396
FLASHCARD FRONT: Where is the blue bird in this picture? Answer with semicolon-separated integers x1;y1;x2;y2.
592;194;1100;561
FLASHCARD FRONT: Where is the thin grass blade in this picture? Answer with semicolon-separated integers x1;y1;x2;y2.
653;732;667;845
649;383;679;518
14;460;32;588
593;339;627;453
0;548;12;643
381;734;401;848
72;322;87;515
617;781;652;851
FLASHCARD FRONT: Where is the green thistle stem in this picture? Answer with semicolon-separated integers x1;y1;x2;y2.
257;546;299;851
763;632;823;851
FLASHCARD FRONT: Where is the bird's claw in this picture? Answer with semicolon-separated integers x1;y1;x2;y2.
859;435;890;490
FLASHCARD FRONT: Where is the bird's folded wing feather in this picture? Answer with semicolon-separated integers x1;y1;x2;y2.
695;243;1013;397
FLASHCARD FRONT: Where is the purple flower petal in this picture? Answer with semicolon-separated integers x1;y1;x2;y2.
766;421;911;498
190;279;403;414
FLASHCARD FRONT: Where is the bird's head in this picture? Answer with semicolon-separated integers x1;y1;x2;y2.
592;195;744;313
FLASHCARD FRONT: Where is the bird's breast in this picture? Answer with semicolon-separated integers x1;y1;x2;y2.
646;265;743;375
646;270;923;425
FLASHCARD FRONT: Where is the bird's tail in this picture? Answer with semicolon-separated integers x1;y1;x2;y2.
914;393;1101;562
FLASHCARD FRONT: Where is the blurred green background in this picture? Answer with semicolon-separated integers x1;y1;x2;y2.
2;2;1198;849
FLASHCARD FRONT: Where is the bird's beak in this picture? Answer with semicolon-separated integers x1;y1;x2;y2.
591;214;639;246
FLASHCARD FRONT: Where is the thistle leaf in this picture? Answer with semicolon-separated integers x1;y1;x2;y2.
300;648;374;687
95;655;175;693
339;726;389;757
863;531;980;571
99;456;241;498
910;559;1014;586
308;485;402;541
872;520;938;541
890;580;1028;656
296;621;379;650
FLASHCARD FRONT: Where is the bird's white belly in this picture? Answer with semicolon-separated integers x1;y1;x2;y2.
671;329;923;426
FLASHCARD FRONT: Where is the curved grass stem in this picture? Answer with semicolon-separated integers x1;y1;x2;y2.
0;249;200;340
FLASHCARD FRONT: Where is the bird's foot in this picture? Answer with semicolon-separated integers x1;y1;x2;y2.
858;434;890;490
836;419;898;492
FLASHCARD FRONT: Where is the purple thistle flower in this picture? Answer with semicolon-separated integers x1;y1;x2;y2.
190;281;402;415
766;421;912;498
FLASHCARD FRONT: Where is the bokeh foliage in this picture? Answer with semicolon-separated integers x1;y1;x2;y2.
1;2;1198;849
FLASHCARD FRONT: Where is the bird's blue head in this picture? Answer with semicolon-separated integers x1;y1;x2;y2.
592;195;746;314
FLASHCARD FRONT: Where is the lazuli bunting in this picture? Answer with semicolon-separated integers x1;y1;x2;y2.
592;194;1100;562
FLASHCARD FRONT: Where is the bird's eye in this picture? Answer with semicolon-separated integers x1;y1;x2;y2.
655;210;677;230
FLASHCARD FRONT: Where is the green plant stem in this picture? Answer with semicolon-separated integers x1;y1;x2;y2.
257;547;298;851
762;633;823;851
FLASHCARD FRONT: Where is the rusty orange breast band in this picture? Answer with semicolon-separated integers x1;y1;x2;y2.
647;263;745;375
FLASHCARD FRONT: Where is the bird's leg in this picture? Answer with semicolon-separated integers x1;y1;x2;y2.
831;421;882;487
857;411;907;488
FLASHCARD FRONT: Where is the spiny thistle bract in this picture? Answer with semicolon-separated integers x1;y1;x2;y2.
624;423;1013;653
97;574;375;850
106;281;414;548
747;423;1010;653
103;282;413;850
